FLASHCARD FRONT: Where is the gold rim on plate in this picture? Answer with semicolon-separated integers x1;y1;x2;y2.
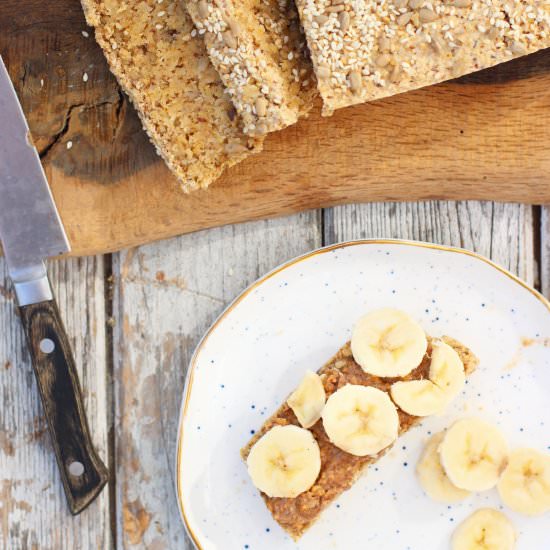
175;238;550;549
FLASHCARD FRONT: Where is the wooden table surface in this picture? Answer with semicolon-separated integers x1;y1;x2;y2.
0;202;549;549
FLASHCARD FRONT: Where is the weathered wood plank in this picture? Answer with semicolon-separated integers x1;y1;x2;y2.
541;206;549;298
111;213;322;548
0;256;111;550
324;202;536;283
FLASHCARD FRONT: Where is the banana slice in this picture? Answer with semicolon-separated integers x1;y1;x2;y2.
351;308;427;378
430;340;466;398
439;418;509;491
390;340;465;417
287;371;326;428
390;380;447;417
416;432;471;503
497;448;550;516
452;508;516;550
321;384;399;456
246;425;321;498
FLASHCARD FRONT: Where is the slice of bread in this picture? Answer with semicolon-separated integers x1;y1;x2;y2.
185;0;318;135
296;0;550;115
81;0;263;192
241;336;478;540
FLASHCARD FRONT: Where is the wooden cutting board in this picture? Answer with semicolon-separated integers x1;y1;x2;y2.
3;1;550;256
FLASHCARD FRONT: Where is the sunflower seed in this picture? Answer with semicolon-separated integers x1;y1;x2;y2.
396;12;413;25
197;0;209;19
314;14;329;26
378;35;391;51
375;53;391;67
255;96;268;117
419;7;437;23
510;41;527;55
349;70;362;93
450;0;471;7
225;142;247;154
338;11;351;31
222;30;237;49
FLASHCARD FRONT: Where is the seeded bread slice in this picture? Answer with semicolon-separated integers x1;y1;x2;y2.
81;0;262;192
185;0;318;135
241;336;478;540
296;0;550;115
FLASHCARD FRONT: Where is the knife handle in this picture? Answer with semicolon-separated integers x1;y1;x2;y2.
18;298;109;515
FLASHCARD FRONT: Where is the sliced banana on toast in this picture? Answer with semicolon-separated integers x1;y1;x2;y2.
439;418;509;492
246;425;321;498
351;308;427;378
497;448;550;516
287;371;326;429
452;508;516;550
391;339;465;417
416;432;471;503
322;384;399;456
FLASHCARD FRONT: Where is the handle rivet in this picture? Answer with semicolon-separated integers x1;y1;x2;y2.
68;461;85;477
39;338;55;354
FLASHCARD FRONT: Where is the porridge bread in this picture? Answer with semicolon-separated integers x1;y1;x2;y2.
241;335;478;540
295;0;550;115
185;0;318;135
81;0;262;192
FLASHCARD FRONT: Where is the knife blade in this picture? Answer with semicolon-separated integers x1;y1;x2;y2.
0;56;108;514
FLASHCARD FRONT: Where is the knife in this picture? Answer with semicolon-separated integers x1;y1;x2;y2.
0;56;108;514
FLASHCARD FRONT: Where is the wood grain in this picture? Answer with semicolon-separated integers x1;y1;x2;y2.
2;1;550;255
111;213;322;548
0;256;112;549
325;202;536;283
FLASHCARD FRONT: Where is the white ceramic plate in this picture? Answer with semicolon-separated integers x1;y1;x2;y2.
176;240;550;550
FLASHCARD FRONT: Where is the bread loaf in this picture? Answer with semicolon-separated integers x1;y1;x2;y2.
81;0;262;192
296;0;550;115
185;0;318;135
